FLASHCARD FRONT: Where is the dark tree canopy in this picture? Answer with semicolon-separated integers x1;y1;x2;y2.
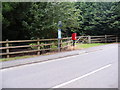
2;2;120;40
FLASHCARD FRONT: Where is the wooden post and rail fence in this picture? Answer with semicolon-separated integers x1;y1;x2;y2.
0;35;119;58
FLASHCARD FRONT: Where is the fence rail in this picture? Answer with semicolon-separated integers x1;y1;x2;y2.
0;35;119;58
0;37;72;58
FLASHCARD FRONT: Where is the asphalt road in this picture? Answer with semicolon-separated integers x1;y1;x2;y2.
1;44;118;88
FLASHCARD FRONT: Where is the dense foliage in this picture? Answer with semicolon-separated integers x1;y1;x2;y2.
2;2;120;40
75;2;120;35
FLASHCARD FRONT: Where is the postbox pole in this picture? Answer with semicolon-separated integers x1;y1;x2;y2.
73;40;75;46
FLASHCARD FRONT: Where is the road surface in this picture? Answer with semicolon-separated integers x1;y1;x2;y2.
1;44;118;88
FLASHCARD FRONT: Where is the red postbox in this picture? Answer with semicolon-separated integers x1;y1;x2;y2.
72;33;77;40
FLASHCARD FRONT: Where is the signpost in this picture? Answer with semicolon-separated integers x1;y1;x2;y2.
58;29;61;39
58;21;62;52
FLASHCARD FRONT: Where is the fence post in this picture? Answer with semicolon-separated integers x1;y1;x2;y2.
6;39;9;58
37;38;40;55
88;36;91;44
105;35;107;43
116;36;118;43
67;38;70;46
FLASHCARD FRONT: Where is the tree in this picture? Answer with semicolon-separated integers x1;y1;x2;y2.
75;2;120;36
2;2;32;40
2;2;120;40
23;2;80;39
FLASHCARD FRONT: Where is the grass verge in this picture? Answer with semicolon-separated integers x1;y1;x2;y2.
76;43;108;49
0;55;38;62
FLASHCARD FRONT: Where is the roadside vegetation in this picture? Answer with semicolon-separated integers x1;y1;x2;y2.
1;2;119;61
76;43;108;49
0;55;38;62
2;2;120;40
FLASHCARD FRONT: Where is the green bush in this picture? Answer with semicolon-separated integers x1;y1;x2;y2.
29;43;37;50
51;44;57;49
30;43;45;50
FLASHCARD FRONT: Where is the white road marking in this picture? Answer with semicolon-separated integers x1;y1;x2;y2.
51;64;112;88
79;51;86;54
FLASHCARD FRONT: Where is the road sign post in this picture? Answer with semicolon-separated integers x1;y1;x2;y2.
58;21;62;52
58;29;61;52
